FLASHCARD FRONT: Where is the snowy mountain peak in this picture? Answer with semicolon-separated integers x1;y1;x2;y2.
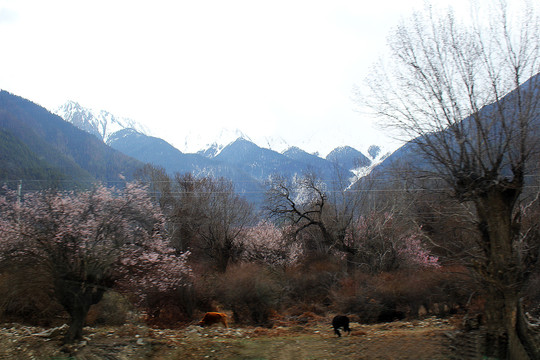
282;146;309;157
192;128;252;158
54;101;149;143
259;135;290;153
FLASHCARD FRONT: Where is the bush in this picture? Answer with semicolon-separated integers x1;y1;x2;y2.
330;267;473;323
330;274;382;323
215;263;280;327
141;284;197;327
282;257;342;310
86;291;132;326
0;268;64;326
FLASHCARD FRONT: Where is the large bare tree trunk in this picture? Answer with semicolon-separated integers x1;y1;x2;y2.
64;302;91;344
475;189;533;359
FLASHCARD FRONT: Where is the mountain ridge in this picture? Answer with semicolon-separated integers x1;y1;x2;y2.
53;101;383;165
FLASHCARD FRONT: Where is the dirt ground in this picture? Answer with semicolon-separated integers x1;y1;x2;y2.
0;316;460;360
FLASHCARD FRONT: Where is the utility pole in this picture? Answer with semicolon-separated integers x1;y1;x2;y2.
16;180;22;224
17;180;22;205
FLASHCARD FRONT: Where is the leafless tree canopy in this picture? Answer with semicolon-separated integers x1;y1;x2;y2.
367;1;540;196
366;1;540;358
136;167;255;272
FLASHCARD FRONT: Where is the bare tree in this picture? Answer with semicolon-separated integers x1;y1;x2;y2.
136;168;255;272
195;177;254;272
366;1;539;358
266;172;370;272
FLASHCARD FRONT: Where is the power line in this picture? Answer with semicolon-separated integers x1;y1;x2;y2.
6;174;540;195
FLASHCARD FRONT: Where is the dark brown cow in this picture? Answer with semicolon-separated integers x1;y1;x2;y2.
198;312;228;328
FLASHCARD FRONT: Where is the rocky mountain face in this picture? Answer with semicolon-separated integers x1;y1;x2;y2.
54;101;149;143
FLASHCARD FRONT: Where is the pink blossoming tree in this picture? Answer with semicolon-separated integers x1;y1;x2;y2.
0;183;191;343
238;220;302;268
345;212;439;272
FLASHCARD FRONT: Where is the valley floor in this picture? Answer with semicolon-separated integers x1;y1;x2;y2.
0;316;471;359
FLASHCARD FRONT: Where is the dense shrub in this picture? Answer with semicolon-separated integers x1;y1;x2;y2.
282;257;343;310
139;283;197;327
215;263;280;327
86;291;132;326
0;268;64;326
329;274;382;323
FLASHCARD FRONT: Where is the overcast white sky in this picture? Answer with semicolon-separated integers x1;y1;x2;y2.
0;0;508;156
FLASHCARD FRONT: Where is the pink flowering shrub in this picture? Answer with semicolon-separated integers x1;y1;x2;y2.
398;233;440;268
0;183;191;342
344;212;439;273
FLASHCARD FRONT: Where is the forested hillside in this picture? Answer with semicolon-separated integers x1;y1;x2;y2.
0;91;145;188
0;129;68;188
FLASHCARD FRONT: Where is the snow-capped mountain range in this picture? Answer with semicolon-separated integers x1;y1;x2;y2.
52;100;389;200
54;101;292;156
168;127;296;156
54;101;386;164
0;92;393;205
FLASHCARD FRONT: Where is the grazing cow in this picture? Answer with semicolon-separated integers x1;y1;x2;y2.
198;312;228;328
332;315;351;337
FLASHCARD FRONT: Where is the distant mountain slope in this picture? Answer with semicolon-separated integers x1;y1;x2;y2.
0;129;68;188
0;91;145;186
215;138;312;181
108;129;218;174
109;130;363;201
356;72;540;190
107;129;266;203
192;128;251;158
326;146;371;172
283;146;353;181
49;97;392;199
55;99;381;178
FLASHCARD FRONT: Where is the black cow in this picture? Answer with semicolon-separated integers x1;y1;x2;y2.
332;315;351;337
